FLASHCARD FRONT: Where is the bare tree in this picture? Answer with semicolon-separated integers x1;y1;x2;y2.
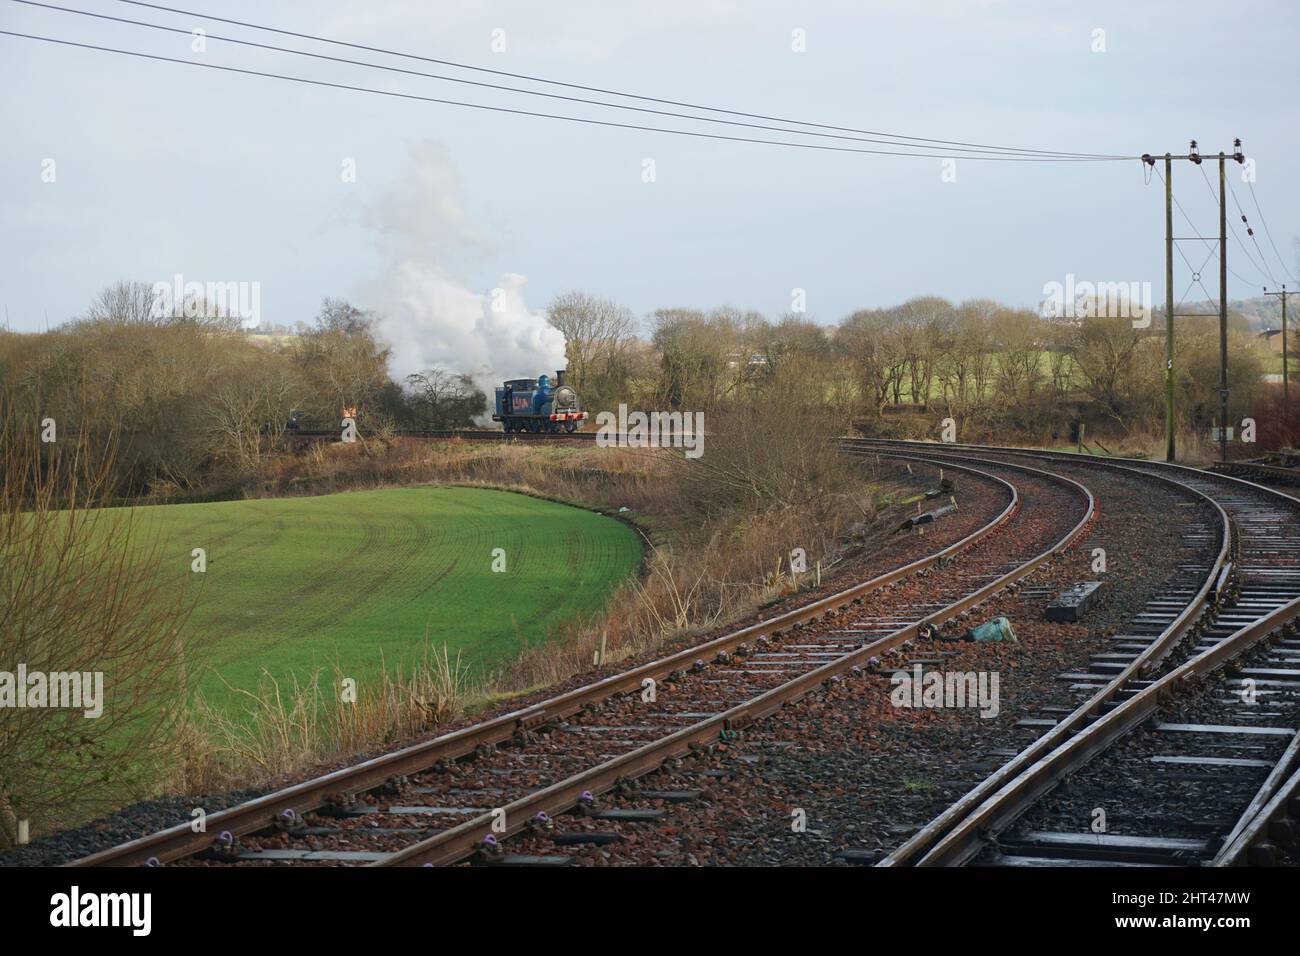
294;300;391;422
649;308;740;410
206;355;299;469
0;400;198;845
992;307;1046;406
405;367;486;428
837;309;905;415
79;280;160;326
315;298;373;335
545;291;637;408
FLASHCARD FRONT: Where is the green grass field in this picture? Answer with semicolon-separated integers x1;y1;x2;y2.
126;487;642;714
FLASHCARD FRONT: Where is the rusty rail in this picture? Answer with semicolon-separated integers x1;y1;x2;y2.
844;439;1300;868
375;456;1095;865
912;592;1300;867
70;454;1021;867
1214;726;1300;865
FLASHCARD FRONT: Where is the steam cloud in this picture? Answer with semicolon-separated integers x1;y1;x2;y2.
361;142;566;400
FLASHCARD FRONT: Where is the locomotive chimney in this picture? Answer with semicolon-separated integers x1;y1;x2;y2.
555;369;566;386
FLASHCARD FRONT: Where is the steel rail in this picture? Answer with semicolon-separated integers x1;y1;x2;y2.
845;445;1235;677
286;428;601;441
1209;460;1300;487
69;454;1019;867
844;439;1300;867
862;448;1231;866
1214;726;1300;865
375;456;1095;865
838;437;1300;511
915;591;1300;867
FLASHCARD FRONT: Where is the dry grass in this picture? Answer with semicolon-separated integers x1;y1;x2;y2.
494;503;862;691
183;642;474;790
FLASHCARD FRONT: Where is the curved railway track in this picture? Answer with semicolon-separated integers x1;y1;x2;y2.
69;453;1094;867
287;428;602;443
844;439;1300;868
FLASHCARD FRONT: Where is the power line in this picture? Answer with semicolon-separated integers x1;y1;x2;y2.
1156;166;1260;290
97;0;1133;161
0;29;1135;162
1226;174;1280;286
8;0;1126;160
1195;162;1274;285
1247;178;1299;285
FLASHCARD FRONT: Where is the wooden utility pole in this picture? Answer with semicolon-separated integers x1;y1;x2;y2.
1219;150;1229;465
1265;285;1292;409
1145;140;1245;465
1164;153;1175;462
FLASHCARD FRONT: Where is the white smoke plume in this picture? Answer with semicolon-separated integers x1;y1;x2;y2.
361;142;566;401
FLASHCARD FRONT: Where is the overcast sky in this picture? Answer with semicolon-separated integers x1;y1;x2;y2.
3;0;1297;343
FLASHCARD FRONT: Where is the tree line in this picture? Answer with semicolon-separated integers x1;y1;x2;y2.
0;280;1274;496
0;284;483;495
552;291;1271;446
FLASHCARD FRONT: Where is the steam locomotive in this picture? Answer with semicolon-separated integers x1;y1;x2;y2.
492;370;589;434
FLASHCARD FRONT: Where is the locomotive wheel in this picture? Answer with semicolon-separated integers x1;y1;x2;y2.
564;421;577;434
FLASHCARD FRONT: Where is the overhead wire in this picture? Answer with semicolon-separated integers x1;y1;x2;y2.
1245;178;1298;286
5;0;1131;160
1194;162;1275;285
99;0;1134;160
1226;174;1280;286
0;29;1137;162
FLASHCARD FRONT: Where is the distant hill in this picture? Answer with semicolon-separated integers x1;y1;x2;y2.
1230;295;1289;331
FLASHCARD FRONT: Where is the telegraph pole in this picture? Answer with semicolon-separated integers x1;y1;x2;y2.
1219;149;1229;464
1164;153;1175;462
1264;285;1292;408
1144;139;1245;465
1142;148;1183;462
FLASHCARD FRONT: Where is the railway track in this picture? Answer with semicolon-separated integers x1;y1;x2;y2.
845;439;1300;868
1209;458;1300;488
69;453;1093;867
286;428;601;443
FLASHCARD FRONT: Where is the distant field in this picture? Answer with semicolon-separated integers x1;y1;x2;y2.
125;487;642;715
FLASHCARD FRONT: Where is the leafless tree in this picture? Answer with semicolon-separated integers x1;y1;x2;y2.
405;367;486;428
546;291;637;407
0;399;199;845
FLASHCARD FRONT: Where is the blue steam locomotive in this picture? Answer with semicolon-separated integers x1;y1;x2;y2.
492;370;589;433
